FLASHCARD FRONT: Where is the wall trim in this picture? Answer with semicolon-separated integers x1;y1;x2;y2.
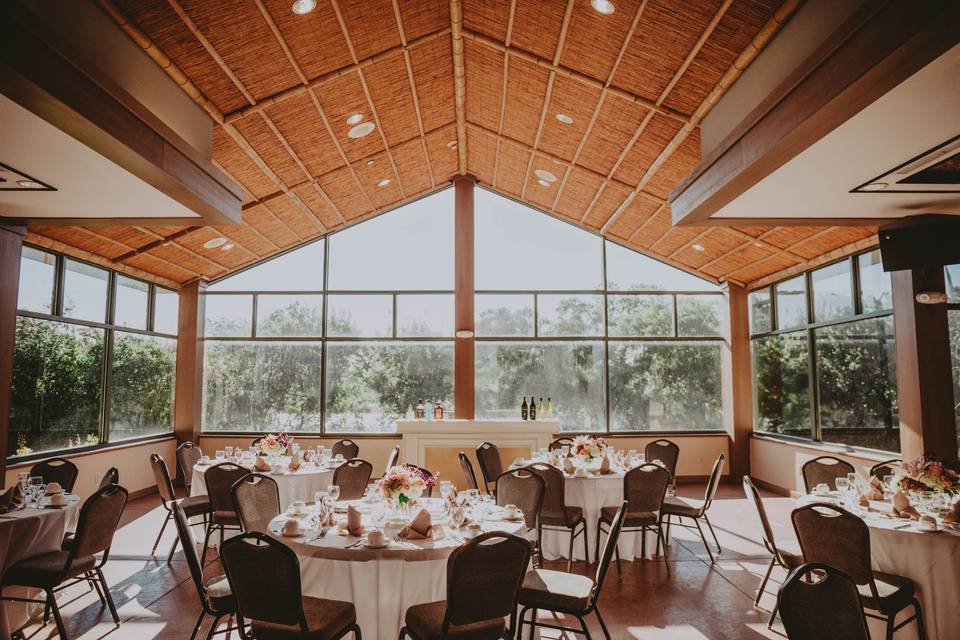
750;432;899;464
6;434;177;468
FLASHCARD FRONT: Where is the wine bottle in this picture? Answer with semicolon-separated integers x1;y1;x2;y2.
529;393;537;420
521;397;528;420
546;397;553;418
538;397;544;417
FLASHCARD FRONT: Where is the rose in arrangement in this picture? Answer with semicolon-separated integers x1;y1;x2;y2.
258;433;291;456
378;464;434;506
571;435;607;462
895;454;960;495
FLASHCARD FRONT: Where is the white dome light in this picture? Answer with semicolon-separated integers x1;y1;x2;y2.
378;178;391;187
555;113;574;125
534;169;557;183
203;237;228;249
291;0;316;15
348;122;376;139
346;113;364;125
591;0;615;15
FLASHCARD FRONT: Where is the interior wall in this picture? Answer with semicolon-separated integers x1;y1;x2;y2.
4;437;176;499
750;435;897;495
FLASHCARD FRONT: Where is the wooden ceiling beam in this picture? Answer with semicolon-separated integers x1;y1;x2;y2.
133;225;254;268
697;227;782;272
719;226;846;280
491;0;517;189
746;236;879;290
69;226;221;279
450;0;468;174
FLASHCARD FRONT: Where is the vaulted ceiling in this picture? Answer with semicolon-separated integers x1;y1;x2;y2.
24;0;879;290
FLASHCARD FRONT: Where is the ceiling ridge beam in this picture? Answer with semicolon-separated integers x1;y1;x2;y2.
450;0;468;174
721;226;845;279
491;0;517;189
127;227;234;274
70;226;220;278
746;236;878;290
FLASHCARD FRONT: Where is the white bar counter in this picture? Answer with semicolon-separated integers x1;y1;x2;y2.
396;419;558;470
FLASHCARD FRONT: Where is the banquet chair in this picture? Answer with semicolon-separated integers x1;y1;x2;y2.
549;437;574;452
398;531;531;640
801;456;855;493
458;452;481;493
528;462;587;572
476;442;503;495
231;473;281;533
200;462;249;566
383;445;400;477
177;441;203;495
99;467;120;489
742;476;802;627
150;452;211;564
777;563;871;640
644;439;679;487
251;436;266;448
791;503;927;639
404;464;435;497
869;459;900;482
30;457;79;493
0;484;128;639
332;439;360;460
517;501;626;640
495;468;545;565
172;502;245;640
597;463;670;576
221;532;361;640
334;459;374;500
661;453;724;563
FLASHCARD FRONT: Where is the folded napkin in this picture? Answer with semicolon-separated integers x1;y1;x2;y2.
548;452;560;467
599;456;612;475
563;458;575;475
288;454;302;472
891;491;920;520
253;457;271;473
0;485;23;512
398;508;433;540
338;505;365;536
944;501;960;524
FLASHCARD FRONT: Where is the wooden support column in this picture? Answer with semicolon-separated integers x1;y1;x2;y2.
174;280;206;460
454;175;476;419
891;268;958;463
0;225;25;487
722;283;753;480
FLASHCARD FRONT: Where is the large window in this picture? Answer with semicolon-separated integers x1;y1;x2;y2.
10;247;178;458
201;187;725;434
750;249;899;453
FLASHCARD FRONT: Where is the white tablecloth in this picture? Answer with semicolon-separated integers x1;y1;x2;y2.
0;501;81;637
795;495;960;640
540;472;658;563
191;462;337;509
267;499;525;640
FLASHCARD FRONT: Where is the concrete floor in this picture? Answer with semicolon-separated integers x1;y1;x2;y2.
14;482;802;640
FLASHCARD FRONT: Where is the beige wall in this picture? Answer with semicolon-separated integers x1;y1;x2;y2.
4;437;176;499
750;435;898;496
606;435;729;478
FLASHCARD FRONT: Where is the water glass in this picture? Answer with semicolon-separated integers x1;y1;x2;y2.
292;443;301;455
835;477;849;492
17;472;29;493
215;450;225;462
450;506;466;528
328;485;341;502
224;446;234;459
30;476;44;505
315;491;328;507
560;446;570;458
883;474;896;497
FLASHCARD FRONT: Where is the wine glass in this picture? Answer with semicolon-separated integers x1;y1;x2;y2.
835;477;849;492
29;476;44;506
450;505;466;529
314;491;328;508
560;445;570;458
327;485;340;503
292;442;301;456
224;446;234;460
883;474;896;498
215;450;225;462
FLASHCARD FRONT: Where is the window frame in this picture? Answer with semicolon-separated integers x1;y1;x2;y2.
10;245;179;461
748;249;898;453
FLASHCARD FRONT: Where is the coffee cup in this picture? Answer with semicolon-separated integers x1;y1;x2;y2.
334;454;345;462
45;482;63;495
466;522;482;538
813;483;830;496
290;500;307;514
199;455;211;464
49;493;68;506
367;529;385;546
281;518;302;536
503;503;520;519
918;515;938;532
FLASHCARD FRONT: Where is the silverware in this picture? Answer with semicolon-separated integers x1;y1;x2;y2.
893;522;912;530
345;539;364;549
304;526;328;543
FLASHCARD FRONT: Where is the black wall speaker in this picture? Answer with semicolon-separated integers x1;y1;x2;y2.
877;214;960;272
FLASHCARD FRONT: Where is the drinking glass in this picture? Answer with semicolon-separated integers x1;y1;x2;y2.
315;491;328;507
328;485;341;502
17;472;29;493
883;474;896;497
835;477;849;492
450;506;466;529
215;450;225;462
30;476;44;506
560;446;570;458
292;442;301;455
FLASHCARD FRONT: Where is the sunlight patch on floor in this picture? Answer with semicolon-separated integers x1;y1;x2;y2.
627;624;712;639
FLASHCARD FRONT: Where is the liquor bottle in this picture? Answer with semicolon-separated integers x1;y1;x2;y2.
426;400;433;421
546;397;553;418
529;393;537;420
405;404;414;420
434;400;444;421
521;397;528;420
415;399;425;421
538;397;544;417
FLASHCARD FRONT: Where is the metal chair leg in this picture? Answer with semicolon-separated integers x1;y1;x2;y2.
594;607;611;640
702;513;721;554
693;517;715;563
578;615;593;640
189;610;206;640
582;521;589;566
656;524;670;576
47;590;68;640
767;601;779;629
567;530;575;573
912;598;927;640
200;523;214;567
167;535;180;564
641;525;647;560
97;568;120;625
152;510;172;555
594;520;604;562
528;608;537;640
205;615;222;640
756;557;776;606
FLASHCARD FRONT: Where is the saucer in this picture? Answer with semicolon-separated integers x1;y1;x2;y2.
281;529;303;537
502;514;524;522
363;540;390;549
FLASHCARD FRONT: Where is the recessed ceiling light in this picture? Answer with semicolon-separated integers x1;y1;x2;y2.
16;180;43;189
378;178;391;187
346;113;364;125
348;122;376;139
555;113;574;125
754;242;764;248
692;243;705;252
222;243;235;251
534;169;557;183
862;182;889;192
447;140;458;149
366;159;375;166
291;0;316;15
537;179;551;187
591;0;615;15
203;237;228;249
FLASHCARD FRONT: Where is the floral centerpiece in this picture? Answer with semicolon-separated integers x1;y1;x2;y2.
571;435;608;463
378;464;434;508
257;433;292;457
894;454;960;495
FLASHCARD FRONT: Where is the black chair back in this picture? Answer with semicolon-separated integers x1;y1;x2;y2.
177;441;202;492
548;437;574;452
172;501;212;607
742;475;778;557
458;452;480;492
801;456;855;493
496;468;545;531
99;467;120;489
623;463;670;515
778;563;871;640
333;459;374;500
592;501;627;605
702;453;725;511
644;440;679;479
150;453;177;505
526;462;565;522
232;473;281;532
205;463;249;513
868;459;899;482
332;439;359;460
476;442;503;491
791;504;875;592
69;484;128;569
30;457;79;493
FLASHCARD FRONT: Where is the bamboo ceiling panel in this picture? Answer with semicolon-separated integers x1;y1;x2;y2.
27;0;878;290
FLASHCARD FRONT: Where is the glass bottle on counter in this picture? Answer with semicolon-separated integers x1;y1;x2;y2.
529;393;537;420
538;397;544;418
546;397;553;418
415;399;425;421
521;397;528;420
433;400;444;421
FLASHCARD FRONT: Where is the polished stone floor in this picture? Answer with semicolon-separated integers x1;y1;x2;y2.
14;482;802;640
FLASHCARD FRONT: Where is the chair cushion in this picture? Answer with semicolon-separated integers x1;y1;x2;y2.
204;574;235;613
858;571;915;615
599;506;658;527
661;496;703;518
541;506;584;528
776;541;803;569
2;551;96;589
251;596;356;640
180;495;211;517
518;568;594;613
212;510;240;526
405;600;506;640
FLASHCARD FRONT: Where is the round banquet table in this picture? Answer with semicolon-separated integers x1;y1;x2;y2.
795;495;960;640
267;498;526;640
0;499;81;638
191;459;338;509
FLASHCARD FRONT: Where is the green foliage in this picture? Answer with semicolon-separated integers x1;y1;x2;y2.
753;332;811;436
109;333;176;439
